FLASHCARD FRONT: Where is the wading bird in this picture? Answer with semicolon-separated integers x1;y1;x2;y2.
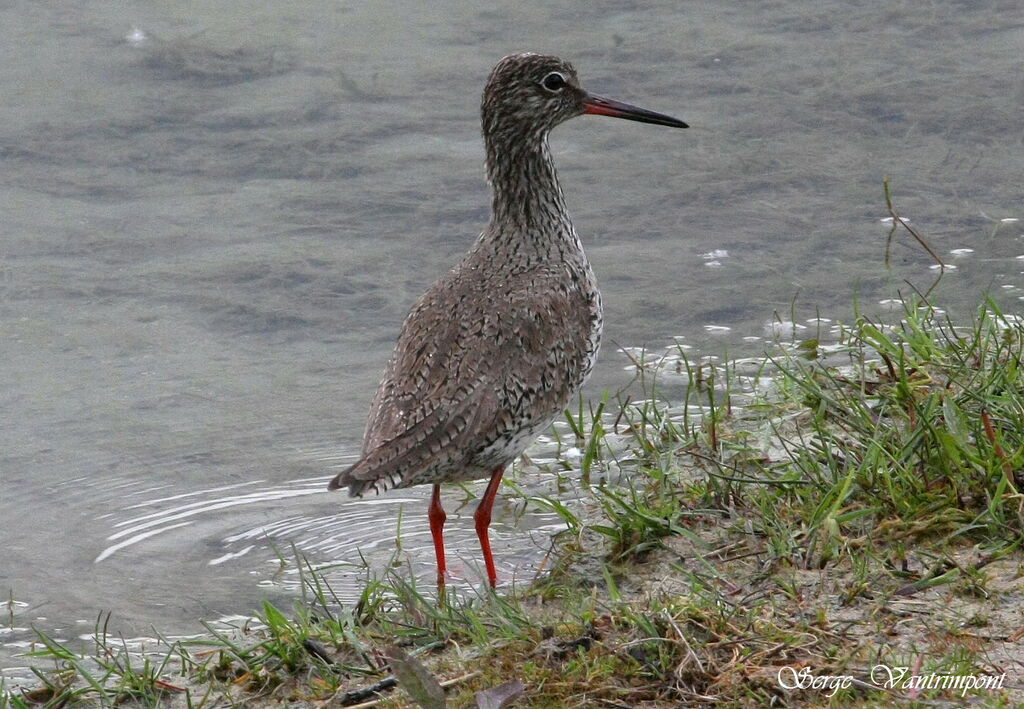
329;53;687;588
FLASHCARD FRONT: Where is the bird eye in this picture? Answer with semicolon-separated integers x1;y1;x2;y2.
541;71;567;92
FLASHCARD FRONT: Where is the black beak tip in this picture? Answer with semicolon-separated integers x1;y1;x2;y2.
582;93;688;130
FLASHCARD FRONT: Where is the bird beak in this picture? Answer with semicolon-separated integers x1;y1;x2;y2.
582;93;688;129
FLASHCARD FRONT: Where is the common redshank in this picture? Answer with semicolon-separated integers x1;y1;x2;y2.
329;53;686;588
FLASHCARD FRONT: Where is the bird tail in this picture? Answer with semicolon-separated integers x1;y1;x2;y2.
326;464;359;495
327;459;404;498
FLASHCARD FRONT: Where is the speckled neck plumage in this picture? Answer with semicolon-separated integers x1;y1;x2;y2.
482;134;579;262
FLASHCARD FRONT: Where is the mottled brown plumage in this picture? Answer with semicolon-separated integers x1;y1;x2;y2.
329;53;686;587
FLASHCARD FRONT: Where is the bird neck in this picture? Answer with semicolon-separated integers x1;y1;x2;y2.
484;134;574;243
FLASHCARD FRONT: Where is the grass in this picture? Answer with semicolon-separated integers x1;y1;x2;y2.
4;294;1024;708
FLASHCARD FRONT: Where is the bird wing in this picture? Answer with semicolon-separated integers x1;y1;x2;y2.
329;259;597;496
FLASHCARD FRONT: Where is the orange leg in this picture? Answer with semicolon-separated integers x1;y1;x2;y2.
473;467;505;588
428;484;447;589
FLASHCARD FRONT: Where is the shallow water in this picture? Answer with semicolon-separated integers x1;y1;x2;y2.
2;0;1022;679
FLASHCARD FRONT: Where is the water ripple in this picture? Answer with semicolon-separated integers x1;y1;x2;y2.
95;477;330;562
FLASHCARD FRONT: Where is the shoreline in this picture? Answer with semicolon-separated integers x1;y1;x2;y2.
4;295;1024;708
